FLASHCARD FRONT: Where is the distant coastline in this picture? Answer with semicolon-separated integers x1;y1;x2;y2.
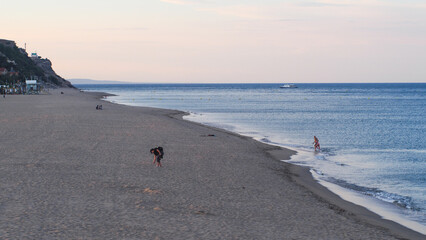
67;78;133;85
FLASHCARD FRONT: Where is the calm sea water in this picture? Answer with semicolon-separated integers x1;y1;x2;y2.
77;83;426;232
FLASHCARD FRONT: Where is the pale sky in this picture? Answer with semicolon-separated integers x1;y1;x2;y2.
2;0;426;83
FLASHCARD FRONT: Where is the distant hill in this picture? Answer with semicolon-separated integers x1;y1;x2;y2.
68;79;132;84
0;39;73;88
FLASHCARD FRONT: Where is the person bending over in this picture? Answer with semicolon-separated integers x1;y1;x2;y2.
150;147;163;167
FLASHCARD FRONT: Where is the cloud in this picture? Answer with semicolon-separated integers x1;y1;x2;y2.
158;0;426;22
81;27;148;32
197;5;275;20
159;0;272;20
159;0;193;5
275;19;298;22
102;27;148;31
297;1;348;7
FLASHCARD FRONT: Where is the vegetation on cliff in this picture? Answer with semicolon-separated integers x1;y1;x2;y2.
0;39;73;88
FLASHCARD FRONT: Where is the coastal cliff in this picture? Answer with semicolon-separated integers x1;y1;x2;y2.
0;39;73;88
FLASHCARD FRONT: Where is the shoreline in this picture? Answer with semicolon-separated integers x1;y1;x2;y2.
98;89;425;239
99;88;426;237
183;110;426;235
180;112;425;239
0;87;423;239
94;89;424;239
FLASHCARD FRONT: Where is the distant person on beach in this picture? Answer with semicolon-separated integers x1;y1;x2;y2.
150;147;164;167
313;136;320;151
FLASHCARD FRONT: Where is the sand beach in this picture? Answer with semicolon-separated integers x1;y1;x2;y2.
0;88;423;239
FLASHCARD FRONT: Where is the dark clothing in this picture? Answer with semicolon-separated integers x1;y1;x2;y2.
153;149;160;156
150;147;164;167
153;148;163;160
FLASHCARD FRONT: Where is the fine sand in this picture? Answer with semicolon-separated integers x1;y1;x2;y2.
0;88;424;239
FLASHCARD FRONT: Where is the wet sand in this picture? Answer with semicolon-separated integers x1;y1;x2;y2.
0;88;423;239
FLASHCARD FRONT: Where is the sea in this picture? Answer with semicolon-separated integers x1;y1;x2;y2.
76;83;426;234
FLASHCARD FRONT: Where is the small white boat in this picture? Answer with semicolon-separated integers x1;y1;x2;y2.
280;84;297;88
